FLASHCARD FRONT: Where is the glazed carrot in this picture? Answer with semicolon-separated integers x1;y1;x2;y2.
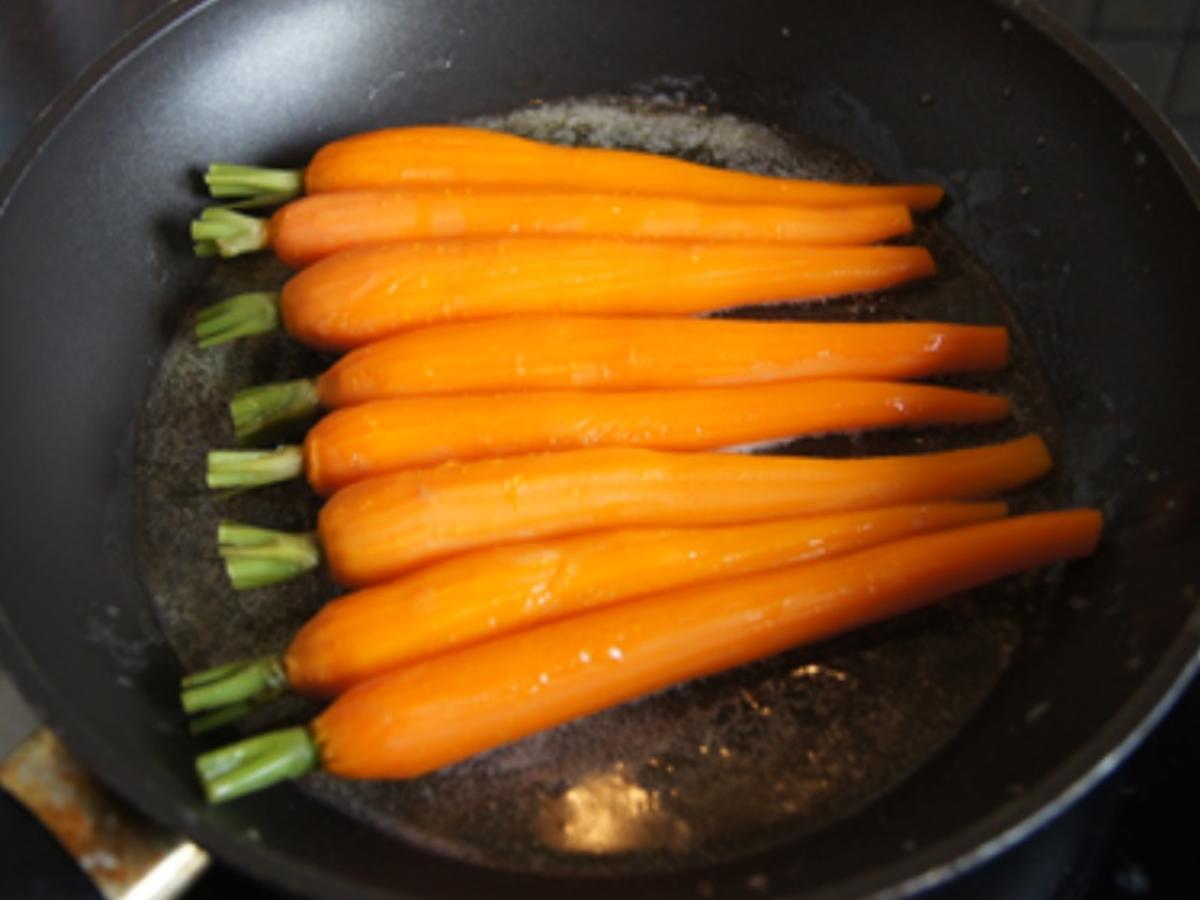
208;380;1011;495
195;239;936;351
217;436;1051;590
182;502;1007;719
203;125;944;211
230;317;1009;439
191;191;915;266
195;509;1101;799
318;438;1051;586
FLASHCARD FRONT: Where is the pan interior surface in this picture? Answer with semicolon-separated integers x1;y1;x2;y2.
138;97;1054;875
0;1;1196;899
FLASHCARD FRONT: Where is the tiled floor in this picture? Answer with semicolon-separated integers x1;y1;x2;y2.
1041;0;1200;152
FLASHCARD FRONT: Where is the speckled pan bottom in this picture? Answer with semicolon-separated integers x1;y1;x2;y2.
135;96;1062;875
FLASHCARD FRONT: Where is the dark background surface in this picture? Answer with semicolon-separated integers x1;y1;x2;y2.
0;1;1196;898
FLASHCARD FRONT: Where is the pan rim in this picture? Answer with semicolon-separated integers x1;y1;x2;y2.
0;1;1196;898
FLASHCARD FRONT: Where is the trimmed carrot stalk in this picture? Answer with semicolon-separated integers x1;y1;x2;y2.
197;239;937;351
204;125;944;211
207;447;304;491
232;379;321;441
203;164;304;201
215;522;321;590
190;192;915;266
195;292;280;349
209;380;1011;494
195;509;1101;800
191;208;270;259
184;502;1007;717
231;317;1010;439
181;655;288;725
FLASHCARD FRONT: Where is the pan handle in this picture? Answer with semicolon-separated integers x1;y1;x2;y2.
0;728;209;900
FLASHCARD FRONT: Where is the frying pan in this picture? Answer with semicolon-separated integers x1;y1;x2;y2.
1;0;1198;897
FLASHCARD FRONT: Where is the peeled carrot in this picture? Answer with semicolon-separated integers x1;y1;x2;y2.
182;502;1007;720
191;191;915;267
318;438;1051;586
230;317;1009;440
208;380;1011;495
217;436;1051;590
195;509;1100;799
203;125;944;211
195;239;936;351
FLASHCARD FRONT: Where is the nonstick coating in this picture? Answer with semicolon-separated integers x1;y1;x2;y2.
0;1;1198;899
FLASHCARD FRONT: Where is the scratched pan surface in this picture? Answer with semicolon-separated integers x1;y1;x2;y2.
0;2;1199;899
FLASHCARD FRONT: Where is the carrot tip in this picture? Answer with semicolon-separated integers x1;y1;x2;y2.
910;185;946;213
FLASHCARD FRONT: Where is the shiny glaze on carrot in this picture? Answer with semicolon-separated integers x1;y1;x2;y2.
267;190;915;267
305;126;944;210
313;510;1101;778
303;380;1011;494
281;239;935;350
314;316;1009;407
316;437;1052;586
287;502;1008;694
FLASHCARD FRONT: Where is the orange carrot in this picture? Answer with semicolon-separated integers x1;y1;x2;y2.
197;240;936;351
209;381;1011;495
217;436;1050;590
320;317;1008;402
193;191;916;267
196;509;1100;799
182;502;1006;717
315;438;1051;586
290;502;1008;695
230;318;1009;440
204;125;944;211
306;379;1009;492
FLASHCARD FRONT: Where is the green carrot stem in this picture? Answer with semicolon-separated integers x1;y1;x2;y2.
218;521;321;590
195;292;281;348
181;654;289;715
196;726;318;803
188;702;262;736
182;657;258;688
204;164;304;201
190;207;270;258
207;446;304;490
221;192;299;211
230;379;320;441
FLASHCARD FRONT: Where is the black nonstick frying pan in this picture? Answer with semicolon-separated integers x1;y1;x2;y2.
1;1;1198;898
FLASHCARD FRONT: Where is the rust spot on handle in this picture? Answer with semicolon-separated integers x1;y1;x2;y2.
0;728;207;900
